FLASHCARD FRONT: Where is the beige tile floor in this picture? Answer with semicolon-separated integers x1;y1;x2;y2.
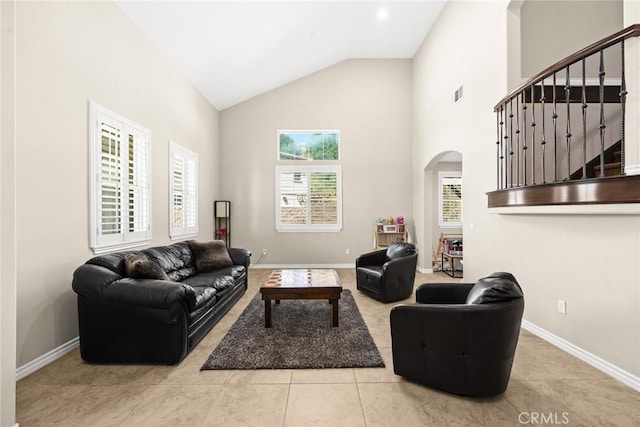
16;269;640;426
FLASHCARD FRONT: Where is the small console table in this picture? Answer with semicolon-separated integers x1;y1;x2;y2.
442;252;463;278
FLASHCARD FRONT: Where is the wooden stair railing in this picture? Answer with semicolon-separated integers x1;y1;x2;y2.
488;24;640;208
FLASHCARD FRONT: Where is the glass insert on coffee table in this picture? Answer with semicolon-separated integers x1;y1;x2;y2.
260;269;343;328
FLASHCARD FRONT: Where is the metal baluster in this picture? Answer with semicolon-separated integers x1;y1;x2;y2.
553;73;558;182
598;50;606;177
620;40;627;175
509;99;514;187
496;110;501;189
531;85;536;185
499;106;505;188
565;66;572;180
540;78;547;183
581;58;587;179
516;95;521;186
522;92;528;186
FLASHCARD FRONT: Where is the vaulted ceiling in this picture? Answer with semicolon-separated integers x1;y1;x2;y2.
116;1;447;110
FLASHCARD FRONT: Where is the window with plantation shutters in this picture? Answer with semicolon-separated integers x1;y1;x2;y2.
89;102;152;254
276;165;342;232
438;172;463;228
169;141;198;239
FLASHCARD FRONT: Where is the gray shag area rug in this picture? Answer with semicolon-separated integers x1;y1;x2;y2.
201;289;385;370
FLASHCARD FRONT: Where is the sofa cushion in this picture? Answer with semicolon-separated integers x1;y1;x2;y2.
189;240;233;272
124;254;170;281
182;272;236;291
466;274;523;304
191;286;217;309
86;252;129;276
142;242;196;281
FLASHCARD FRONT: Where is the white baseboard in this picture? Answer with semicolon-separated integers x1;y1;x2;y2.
250;263;354;269
251;264;432;274
521;320;640;392
625;164;640;175
16;337;79;381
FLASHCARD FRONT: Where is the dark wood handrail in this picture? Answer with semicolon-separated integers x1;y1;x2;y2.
494;24;640;111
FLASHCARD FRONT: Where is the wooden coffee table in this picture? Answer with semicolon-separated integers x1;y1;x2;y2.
260;269;343;328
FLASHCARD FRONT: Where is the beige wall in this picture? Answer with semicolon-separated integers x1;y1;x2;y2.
1;1;17;424
521;0;623;77
219;59;413;265
413;0;639;377
14;1;220;367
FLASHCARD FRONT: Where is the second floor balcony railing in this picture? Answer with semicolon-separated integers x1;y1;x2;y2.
487;24;640;208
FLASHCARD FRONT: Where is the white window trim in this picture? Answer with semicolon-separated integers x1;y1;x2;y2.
438;171;463;228
277;130;341;161
88;101;152;254
275;164;342;232
169;141;198;240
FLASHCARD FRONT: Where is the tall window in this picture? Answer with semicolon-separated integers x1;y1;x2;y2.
438;171;462;228
169;141;198;239
89;102;151;254
276;165;342;232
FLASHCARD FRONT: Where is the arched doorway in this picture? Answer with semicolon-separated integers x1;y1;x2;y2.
424;151;463;274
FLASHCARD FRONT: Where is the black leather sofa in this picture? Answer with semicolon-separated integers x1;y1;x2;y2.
390;272;524;396
72;241;250;364
356;242;418;303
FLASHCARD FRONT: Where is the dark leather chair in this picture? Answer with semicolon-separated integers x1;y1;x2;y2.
390;272;524;396
356;242;418;303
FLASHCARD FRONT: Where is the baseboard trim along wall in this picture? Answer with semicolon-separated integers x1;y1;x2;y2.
16;337;79;381
625;164;640;175
522;320;640;392
251;263;355;269
251;264;431;273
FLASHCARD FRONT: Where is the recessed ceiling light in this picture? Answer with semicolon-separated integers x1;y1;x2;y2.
377;7;389;21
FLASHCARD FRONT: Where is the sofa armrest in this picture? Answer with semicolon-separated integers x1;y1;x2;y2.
72;264;197;311
356;249;387;267
228;247;251;268
415;282;474;304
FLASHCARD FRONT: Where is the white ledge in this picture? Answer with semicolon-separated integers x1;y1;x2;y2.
489;204;640;215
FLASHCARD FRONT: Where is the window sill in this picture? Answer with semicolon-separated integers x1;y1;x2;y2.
170;232;198;241
277;226;342;233
91;239;151;255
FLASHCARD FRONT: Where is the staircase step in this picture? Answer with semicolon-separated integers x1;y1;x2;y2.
614;150;622;163
594;162;622;177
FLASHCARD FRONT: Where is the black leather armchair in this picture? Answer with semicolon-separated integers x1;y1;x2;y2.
356;242;418;303
390;272;524;396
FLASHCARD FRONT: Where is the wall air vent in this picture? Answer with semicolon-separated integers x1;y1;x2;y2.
454;85;464;103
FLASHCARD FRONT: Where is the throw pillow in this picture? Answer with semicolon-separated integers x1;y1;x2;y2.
124;254;170;281
189;240;233;272
385;242;416;260
465;274;523;304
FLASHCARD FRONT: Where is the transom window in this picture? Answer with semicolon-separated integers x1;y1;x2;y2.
438;171;463;228
278;130;339;160
89;102;151;254
276;165;342;232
